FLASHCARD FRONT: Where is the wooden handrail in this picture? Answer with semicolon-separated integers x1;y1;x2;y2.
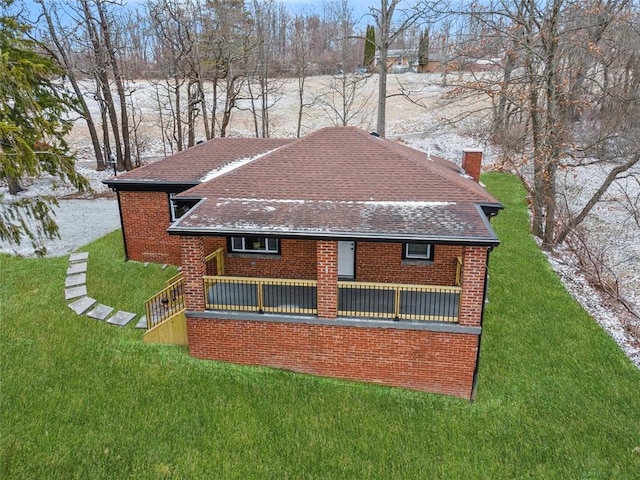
337;280;461;322
455;256;463;286
204;275;318;315
205;248;224;276
145;277;185;329
204;275;317;286
165;271;183;285
338;280;462;292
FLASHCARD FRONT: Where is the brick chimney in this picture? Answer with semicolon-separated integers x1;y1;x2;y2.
462;149;483;183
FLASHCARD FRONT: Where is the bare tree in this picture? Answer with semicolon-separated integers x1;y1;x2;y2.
33;0;107;171
317;72;374;127
73;0;133;171
291;14;315;137
368;0;424;137
246;0;286;138
32;0;136;171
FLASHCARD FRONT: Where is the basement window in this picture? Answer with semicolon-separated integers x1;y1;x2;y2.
403;243;434;261
229;236;279;254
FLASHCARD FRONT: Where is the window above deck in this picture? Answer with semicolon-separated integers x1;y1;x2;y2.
403;243;434;261
229;236;279;254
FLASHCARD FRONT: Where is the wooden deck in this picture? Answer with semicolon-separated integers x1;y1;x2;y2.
205;276;461;322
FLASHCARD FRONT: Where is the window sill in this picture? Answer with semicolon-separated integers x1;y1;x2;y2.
401;259;434;266
227;252;281;260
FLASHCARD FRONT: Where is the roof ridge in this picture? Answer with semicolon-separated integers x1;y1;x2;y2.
179;126;498;206
381;139;495;202
199;145;286;182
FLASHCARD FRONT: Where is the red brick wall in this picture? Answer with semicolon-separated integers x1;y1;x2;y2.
202;237;318;279
462;150;482;183
187;317;479;399
181;236;206;311
118;191;182;265
356;242;462;285
459;246;488;327
317;241;338;318
201;238;460;286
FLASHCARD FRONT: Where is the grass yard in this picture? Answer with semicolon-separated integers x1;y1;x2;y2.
1;173;639;479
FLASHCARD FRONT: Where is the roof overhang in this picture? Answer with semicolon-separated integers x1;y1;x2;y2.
166;199;502;247
102;179;199;193
167;225;500;246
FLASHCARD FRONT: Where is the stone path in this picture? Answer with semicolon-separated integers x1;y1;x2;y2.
65;252;147;329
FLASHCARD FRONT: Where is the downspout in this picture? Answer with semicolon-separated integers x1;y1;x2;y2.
115;190;129;261
470;246;492;401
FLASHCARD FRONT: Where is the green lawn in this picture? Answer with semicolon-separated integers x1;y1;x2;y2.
2;174;639;479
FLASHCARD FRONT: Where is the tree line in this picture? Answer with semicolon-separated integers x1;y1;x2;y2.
29;0;433;168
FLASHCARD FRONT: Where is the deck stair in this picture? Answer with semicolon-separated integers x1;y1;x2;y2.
142;277;187;345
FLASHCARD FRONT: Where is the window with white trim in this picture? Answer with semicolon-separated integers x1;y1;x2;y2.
403;243;434;261
229;236;279;254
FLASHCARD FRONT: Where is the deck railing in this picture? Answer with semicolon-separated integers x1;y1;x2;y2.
337;281;461;322
204;275;317;315
455;256;463;286
144;277;185;329
165;271;183;285
205;248;225;276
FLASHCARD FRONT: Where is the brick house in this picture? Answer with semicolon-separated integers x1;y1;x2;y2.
106;127;502;399
104;137;292;265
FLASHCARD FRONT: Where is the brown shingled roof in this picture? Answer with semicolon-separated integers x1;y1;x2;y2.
104;137;292;185
170;127;502;244
179;126;496;203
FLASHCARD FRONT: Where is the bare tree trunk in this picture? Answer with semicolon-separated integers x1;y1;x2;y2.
199;78;210;140
377;45;388;137
297;74;306;138
174;75;183;151
221;74;242;138
95;80;112;167
79;0;124;171
247;78;260;138
96;0;132;170
36;0;106;171
153;83;169;157
496;49;516;138
187;80;198;147
211;76;219;138
556;153;640;244
370;0;422;138
7;177;24;195
541;0;562;248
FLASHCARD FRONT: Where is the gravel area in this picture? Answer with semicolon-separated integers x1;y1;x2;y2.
0;199;120;257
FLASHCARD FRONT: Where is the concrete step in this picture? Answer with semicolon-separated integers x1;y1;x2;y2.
68;296;97;315
69;252;89;263
66;253;145;332
67;262;87;275
65;273;86;288
135;315;148;329
86;304;114;321
107;311;136;327
65;285;87;300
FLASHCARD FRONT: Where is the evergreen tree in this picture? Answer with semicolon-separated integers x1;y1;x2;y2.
417;28;429;71
0;2;87;254
363;24;376;71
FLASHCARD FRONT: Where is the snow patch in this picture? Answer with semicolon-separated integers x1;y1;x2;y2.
199;147;281;182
